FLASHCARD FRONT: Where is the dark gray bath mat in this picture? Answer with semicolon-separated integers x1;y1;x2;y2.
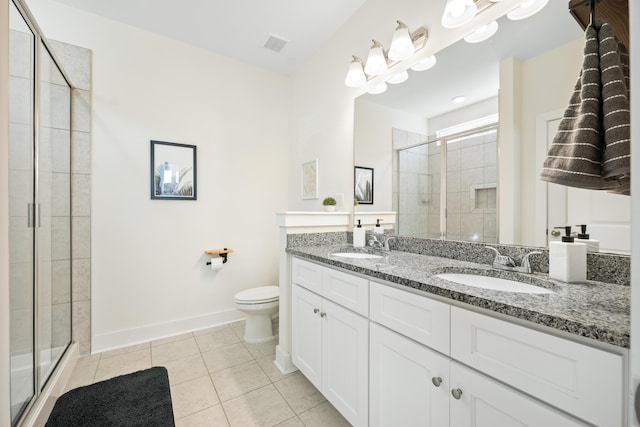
46;366;175;427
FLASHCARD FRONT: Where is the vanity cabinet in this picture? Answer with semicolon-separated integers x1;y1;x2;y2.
291;258;369;427
369;281;594;426
290;256;625;426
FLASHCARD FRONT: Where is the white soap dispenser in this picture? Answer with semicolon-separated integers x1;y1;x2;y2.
575;224;600;253
373;219;384;234
353;219;366;248
548;226;587;283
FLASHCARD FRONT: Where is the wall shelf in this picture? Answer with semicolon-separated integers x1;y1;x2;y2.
205;248;234;264
568;0;629;48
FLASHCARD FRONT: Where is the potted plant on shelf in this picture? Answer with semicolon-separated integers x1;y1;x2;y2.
323;197;337;212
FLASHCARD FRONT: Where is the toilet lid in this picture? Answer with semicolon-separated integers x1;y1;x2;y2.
234;286;279;303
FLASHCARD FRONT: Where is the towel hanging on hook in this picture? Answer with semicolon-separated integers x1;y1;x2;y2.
540;20;630;194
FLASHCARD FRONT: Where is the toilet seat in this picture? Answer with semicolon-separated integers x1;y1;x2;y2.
234;286;279;304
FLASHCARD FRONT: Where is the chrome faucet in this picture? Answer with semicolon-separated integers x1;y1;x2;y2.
368;234;395;251
486;246;541;274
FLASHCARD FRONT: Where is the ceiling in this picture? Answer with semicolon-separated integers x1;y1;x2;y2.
50;0;369;75
49;0;584;116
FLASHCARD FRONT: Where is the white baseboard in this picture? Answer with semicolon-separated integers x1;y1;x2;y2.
274;344;298;375
92;309;246;354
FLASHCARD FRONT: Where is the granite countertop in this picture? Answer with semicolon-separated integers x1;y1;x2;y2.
287;245;630;349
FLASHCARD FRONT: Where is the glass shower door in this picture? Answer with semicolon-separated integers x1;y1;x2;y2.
8;2;36;423
37;40;72;388
9;1;73;423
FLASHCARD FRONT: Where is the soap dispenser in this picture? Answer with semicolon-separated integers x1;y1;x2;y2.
353;220;366;248
373;219;384;234
548;226;587;283
575;224;600;253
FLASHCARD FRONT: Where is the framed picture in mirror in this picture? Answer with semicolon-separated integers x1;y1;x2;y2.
301;159;319;199
355;166;374;204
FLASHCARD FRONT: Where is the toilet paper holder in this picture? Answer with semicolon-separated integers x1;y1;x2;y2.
205;248;233;265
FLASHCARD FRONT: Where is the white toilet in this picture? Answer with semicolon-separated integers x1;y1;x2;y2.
233;286;279;343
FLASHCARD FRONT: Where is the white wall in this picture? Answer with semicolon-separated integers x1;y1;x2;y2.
354;99;427;212
25;0;290;351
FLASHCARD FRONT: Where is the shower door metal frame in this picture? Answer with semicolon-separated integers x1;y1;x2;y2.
10;0;75;424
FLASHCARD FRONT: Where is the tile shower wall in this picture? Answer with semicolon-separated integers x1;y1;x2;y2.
392;128;436;238
49;40;92;356
393;127;497;243
446;130;497;243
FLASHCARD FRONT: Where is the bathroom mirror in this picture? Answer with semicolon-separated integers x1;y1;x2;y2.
353;0;631;254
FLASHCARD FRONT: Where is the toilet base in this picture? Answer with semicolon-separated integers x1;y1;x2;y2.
243;313;275;344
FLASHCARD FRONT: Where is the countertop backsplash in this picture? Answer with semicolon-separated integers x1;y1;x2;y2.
286;231;630;287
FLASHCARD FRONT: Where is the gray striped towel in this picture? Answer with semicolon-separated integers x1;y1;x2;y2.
540;21;630;195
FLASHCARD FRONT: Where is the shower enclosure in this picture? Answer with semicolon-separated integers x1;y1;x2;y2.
9;0;73;424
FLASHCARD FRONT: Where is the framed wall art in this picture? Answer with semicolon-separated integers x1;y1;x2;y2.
150;140;197;200
301;159;318;200
354;166;374;204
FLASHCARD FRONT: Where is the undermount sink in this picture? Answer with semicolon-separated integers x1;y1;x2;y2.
435;273;554;294
331;252;384;259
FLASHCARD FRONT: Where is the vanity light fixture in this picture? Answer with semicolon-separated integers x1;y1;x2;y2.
344;24;427;88
411;55;437;71
464;20;499;43
368;82;388;95
364;40;388;76
388;21;416;61
387;70;409;84
441;0;478;29
507;0;549;21
344;55;367;88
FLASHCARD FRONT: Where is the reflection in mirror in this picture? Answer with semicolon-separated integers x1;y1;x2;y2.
353;0;631;254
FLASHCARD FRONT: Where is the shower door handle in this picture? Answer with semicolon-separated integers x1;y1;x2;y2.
28;203;35;228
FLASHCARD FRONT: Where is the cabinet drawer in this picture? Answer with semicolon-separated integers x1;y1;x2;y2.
322;267;369;316
449;362;586;426
370;282;450;355
292;257;322;293
451;306;623;427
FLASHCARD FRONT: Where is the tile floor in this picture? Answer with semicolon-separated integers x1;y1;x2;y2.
51;320;351;427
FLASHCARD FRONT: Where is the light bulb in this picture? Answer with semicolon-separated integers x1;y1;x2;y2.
388;21;415;61
411;55;437;71
441;0;477;29
344;56;366;88
450;3;465;17
507;0;549;20
368;83;387;95
464;20;499;43
364;40;388;76
387;70;408;84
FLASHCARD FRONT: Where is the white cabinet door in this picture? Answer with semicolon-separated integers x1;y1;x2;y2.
370;323;450;427
322;298;369;427
449;362;586;427
291;284;322;389
451;306;623;427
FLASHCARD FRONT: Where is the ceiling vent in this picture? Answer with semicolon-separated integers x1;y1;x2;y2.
263;34;289;53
